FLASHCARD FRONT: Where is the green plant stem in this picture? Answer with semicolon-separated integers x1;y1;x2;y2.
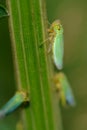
6;0;63;130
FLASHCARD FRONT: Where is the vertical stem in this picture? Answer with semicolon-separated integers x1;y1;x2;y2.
6;0;63;130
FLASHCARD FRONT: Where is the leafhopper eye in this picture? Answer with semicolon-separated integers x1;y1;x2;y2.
57;24;61;30
57;25;60;30
56;83;61;92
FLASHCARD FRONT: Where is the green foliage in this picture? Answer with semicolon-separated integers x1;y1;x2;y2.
0;4;8;18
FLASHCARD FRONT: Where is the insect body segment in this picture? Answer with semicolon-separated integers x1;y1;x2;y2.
54;72;76;107
0;91;29;118
48;20;64;70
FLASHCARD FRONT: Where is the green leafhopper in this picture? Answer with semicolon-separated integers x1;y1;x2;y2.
0;91;29;118
48;20;64;70
54;72;76;107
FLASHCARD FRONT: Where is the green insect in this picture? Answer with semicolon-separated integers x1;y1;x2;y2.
54;72;76;107
48;20;64;70
0;91;29;118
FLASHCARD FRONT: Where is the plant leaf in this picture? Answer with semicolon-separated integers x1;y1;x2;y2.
0;5;8;18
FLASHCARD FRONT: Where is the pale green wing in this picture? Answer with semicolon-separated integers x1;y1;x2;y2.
52;32;64;70
60;73;76;106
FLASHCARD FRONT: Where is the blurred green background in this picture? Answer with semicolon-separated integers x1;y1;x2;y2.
0;0;87;130
47;0;87;130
